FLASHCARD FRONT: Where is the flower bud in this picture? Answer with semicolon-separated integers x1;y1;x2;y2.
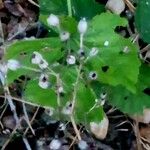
38;74;50;89
78;18;88;34
60;31;70;41
66;55;76;65
62;101;72;115
47;14;59;27
31;51;43;64
7;59;21;71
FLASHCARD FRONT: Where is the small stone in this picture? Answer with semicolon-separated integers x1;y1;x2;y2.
90;115;109;140
49;139;61;150
106;0;125;15
2;115;16;129
78;140;88;150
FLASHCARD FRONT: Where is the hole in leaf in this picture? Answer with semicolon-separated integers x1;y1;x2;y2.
60;93;65;97
115;26;130;38
124;96;128;100
19;75;31;81
20;52;27;56
101;66;109;72
143;88;150;96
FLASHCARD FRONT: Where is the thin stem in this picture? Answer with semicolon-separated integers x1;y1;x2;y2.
24;106;40;136
70;115;81;141
22;66;41;73
22;103;35;135
71;63;82;113
56;74;62;118
80;34;84;49
0;95;39;107
67;0;72;17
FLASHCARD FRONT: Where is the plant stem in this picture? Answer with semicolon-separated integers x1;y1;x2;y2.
70;115;81;141
56;74;62;119
71;63;82;113
67;0;72;17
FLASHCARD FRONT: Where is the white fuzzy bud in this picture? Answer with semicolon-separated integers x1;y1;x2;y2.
7;59;21;71
78;18;88;34
60;31;70;41
47;14;59;27
49;139;61;150
38;74;49;89
89;47;99;57
78;140;88;150
66;55;76;65
39;59;48;69
31;51;43;64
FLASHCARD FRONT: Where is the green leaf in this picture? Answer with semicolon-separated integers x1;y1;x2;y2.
24;80;57;108
39;0;105;20
5;38;63;83
60;16;77;34
60;66;78;93
85;12;141;93
75;82;104;123
135;0;150;43
107;64;150;114
71;0;105;20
